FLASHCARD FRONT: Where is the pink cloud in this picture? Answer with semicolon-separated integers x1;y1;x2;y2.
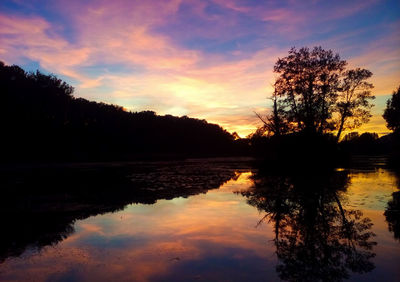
0;0;397;137
211;0;251;13
0;14;90;79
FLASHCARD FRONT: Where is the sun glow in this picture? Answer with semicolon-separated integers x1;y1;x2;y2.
1;0;399;136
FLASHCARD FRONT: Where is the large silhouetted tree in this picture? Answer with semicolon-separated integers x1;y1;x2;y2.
259;47;374;139
273;46;347;134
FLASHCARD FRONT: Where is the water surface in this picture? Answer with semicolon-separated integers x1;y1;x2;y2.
0;159;399;281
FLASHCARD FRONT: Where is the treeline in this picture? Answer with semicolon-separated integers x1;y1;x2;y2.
0;62;246;162
1;58;397;164
248;128;398;167
339;132;393;155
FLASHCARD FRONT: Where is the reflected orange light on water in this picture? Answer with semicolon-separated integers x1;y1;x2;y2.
345;168;398;210
0;172;277;282
1;169;399;281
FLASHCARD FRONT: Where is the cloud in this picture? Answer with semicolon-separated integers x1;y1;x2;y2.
0;14;91;82
0;0;398;136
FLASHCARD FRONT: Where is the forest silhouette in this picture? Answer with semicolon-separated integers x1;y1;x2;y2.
0;62;248;162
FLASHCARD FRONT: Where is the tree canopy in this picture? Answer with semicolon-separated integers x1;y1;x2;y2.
260;47;374;141
383;85;400;133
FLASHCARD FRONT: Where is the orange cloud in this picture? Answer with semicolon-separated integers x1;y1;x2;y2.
1;0;398;137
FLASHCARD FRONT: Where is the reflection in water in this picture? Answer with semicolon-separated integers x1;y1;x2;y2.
0;160;245;262
0;170;279;282
385;191;400;241
242;170;376;281
0;161;399;281
385;171;400;241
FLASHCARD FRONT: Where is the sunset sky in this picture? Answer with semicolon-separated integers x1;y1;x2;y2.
1;0;399;137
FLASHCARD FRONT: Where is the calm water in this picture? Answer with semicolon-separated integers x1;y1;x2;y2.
0;159;399;281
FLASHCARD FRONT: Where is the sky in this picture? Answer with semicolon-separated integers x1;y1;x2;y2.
1;0;399;137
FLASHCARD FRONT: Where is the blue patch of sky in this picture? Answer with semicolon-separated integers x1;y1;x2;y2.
295;2;399;59
203;1;226;16
12;57;41;72
374;95;391;112
184;34;257;55
369;0;400;21
13;57;80;86
0;1;33;15
1;0;78;44
154;1;267;56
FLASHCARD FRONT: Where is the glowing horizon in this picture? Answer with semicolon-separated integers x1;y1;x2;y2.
1;0;399;137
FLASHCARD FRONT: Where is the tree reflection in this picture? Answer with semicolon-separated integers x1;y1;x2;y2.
0;161;241;262
384;170;400;241
243;170;376;281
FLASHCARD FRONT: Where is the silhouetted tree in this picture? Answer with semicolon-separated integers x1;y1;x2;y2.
383;86;400;133
273;47;347;134
260;47;374;139
382;86;400;166
335;68;374;141
256;88;289;136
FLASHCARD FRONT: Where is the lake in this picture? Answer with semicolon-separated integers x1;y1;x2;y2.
0;158;399;281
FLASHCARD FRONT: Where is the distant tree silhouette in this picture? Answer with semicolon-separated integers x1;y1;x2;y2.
338;132;388;156
342;132;360;142
383;86;400;133
257;47;374;140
